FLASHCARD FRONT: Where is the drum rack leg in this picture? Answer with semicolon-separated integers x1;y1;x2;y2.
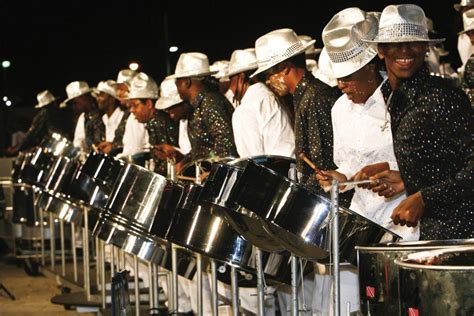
83;207;91;301
100;239;106;310
40;207;45;266
331;180;341;316
171;244;179;312
110;245;115;278
210;259;219;316
196;253;203;316
148;262;153;310
152;264;159;310
290;255;299;316
60;219;66;277
49;213;55;271
256;247;265;316
71;222;78;282
134;255;140;316
230;265;239;316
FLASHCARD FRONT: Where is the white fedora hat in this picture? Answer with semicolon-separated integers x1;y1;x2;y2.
298;35;322;55
459;9;474;34
314;47;338;87
116;69;137;84
367;4;444;44
64;81;92;103
95;80;120;100
155;76;183;110
34;90;56;108
227;48;258;77
251;28;316;77
323;8;379;78
127;72;159;100
168;52;218;79
454;0;474;12
210;60;230;81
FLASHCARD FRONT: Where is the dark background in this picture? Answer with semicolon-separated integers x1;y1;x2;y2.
0;0;464;147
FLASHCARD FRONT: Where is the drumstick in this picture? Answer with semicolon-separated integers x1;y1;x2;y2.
298;153;324;176
91;143;99;153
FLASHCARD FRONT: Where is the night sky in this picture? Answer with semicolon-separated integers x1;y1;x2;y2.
0;0;464;145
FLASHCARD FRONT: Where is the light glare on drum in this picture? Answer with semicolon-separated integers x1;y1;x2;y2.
205;217;222;253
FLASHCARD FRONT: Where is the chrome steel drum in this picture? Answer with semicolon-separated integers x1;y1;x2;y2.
230;159;399;260
67;151;125;210
38;132;78;158
356;239;474;316
157;246;197;280
11;152;26;183
201;156;296;252
177;155;236;181
166;183;306;286
93;162;170;263
395;245;474;315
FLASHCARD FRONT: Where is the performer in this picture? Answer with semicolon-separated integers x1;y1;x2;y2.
364;4;473;240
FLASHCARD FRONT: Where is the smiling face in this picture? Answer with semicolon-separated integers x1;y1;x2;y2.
378;41;428;89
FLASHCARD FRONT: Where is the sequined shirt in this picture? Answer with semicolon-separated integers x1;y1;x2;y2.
84;110;106;152
146;110;179;175
382;65;473;240
293;73;353;207
188;89;238;159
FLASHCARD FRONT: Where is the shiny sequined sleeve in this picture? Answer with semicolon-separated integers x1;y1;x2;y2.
201;95;238;157
419;90;473;209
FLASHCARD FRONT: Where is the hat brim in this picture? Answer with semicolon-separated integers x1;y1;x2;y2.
227;65;258;78
330;48;378;79
34;98;56;109
250;39;316;78
167;70;218;80
365;37;445;44
454;4;462;11
63;89;92;104
93;88;121;101
155;97;183;110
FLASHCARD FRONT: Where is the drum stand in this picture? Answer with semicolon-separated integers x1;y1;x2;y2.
256;248;266;316
71;222;78;282
49;213;55;271
59;219;66;277
210;259;219;316
168;159;180;314
82;206;91;301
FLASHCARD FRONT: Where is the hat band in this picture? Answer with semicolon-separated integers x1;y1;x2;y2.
327;39;373;64
258;41;305;69
378;23;429;41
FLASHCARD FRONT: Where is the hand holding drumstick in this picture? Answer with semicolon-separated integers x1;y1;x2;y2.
298;153;347;189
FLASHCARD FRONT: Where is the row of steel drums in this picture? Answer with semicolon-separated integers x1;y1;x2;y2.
11;133;474;315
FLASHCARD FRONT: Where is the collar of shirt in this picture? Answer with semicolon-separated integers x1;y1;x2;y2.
292;72;314;106
102;106;123;125
190;89;206;109
381;65;430;107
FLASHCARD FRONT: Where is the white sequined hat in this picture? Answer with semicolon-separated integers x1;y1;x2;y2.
95;80;120;100
459;9;474;34
323;8;379;78
168;52;218;79
251;28;315;77
367;4;445;44
116;69;137;84
127;72;159;100
34;90;56;108
454;0;474;12
314;47;338;87
227;48;258;77
63;81;92;103
155;76;183;110
210;60;230;81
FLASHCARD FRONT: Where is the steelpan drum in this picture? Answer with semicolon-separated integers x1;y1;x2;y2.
395;245;474;315
356;239;474;316
93;162;171;264
11;152;26;183
201;155;296;252
230;159;400;261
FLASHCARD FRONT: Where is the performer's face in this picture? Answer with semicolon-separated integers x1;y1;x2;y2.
378;42;428;81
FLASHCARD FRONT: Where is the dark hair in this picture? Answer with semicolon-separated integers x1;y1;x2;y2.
201;76;220;92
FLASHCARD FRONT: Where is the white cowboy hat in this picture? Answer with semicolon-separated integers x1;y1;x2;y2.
168;52;218;79
227;48;258;77
367;4;445;44
63;81;92;104
95;80;120;100
34;90;56;108
314;47;338;87
251;28;316;77
116;69;137;84
323;8;379;78
155;76;183;110
210;60;230;81
454;0;474;12
127;72;159;100
459;9;474;34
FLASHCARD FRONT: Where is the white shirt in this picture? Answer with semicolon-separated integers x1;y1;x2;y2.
121;114;150;156
102;107;125;142
73;112;86;149
458;33;474;72
225;89;238;108
232;82;295;158
332;80;419;240
179;119;192;155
